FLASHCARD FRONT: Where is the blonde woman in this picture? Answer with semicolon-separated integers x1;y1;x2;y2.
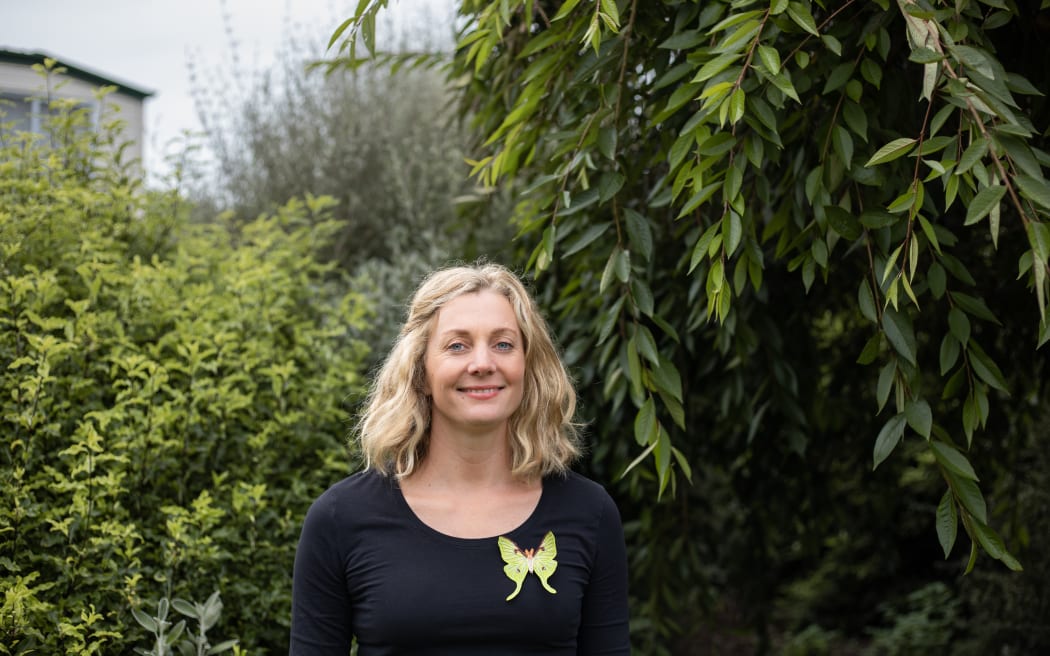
290;263;630;654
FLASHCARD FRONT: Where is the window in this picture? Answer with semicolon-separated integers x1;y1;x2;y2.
0;92;98;137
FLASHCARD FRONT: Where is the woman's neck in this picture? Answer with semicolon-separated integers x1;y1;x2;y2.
409;424;519;490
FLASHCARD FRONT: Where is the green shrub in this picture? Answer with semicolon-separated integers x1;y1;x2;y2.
1;80;369;653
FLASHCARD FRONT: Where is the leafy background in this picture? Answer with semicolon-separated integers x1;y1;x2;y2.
3;0;1050;653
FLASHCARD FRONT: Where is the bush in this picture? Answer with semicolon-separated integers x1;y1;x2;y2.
1;85;369;653
186;16;516;363
188;16;512;272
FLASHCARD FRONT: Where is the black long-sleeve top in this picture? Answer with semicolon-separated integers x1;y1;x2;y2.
289;469;630;655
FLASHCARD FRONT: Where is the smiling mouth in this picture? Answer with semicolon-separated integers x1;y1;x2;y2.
459;386;503;394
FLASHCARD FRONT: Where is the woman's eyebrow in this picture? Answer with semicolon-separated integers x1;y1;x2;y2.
437;327;520;338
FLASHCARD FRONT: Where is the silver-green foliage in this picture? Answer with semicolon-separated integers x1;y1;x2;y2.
132;593;237;656
1;72;369;653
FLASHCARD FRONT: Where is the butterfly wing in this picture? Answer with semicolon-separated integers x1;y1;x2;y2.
532;531;558;594
498;536;528;601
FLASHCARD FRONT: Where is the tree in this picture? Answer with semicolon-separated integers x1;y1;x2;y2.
187;13;516;357
332;0;1050;651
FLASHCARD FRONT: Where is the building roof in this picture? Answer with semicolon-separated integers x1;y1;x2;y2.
0;48;154;99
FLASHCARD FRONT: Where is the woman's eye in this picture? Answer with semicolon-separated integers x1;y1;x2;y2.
448;342;467;352
495;341;514;351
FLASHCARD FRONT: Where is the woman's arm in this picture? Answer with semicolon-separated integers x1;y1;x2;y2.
577;491;631;655
289;495;354;655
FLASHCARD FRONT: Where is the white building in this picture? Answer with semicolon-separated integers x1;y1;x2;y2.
0;48;152;167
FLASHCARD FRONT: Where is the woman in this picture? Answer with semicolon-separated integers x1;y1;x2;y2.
290;263;630;655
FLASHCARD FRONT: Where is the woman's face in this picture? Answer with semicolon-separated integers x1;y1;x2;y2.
423;290;526;435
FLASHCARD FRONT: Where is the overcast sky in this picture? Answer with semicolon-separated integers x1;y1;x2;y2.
3;0;453;180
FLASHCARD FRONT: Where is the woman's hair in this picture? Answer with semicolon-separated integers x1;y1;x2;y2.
358;262;580;480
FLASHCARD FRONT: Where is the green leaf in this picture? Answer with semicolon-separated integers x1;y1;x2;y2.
967;342;1009;392
635;325;660;365
757;44;781;75
822;34;842;56
1016;174;1050;210
698;132;736;156
972;520;1004;560
679;182;722;220
842;101;868;142
630;278;655;317
939;334;960;375
965;539;978;574
628;339;643;401
951;292;999;324
563;222;611;256
917;215;941;254
208;639;240;654
624;209;654;261
964;184;1006;226
876;361;895;412
936;489;957;559
723;212;743;256
728;87;746;125
600;248;620;293
171;599;197;617
859;210;898;229
949;472;987;524
132;608;158;633
599;0;621;27
659;30;705;50
655;427;673;497
689;222;720;273
882;308;917;364
787;1;820;36
552;0;584;21
905;399;932;438
166;621;187;645
832;125;854;169
873;413;906;470
651;356;684;402
597;126;617;160
598;172;626;202
928;262;947;299
769;71;801;103
826;205;862;240
948;307;971;345
672;446;693;483
909;47;944;64
658;389;686;429
857;333;881;364
536;224;556;271
951;44;996;78
620;441;656;478
692;53;742;83
858;278;878;323
864;138;917;167
614;248;631;283
956;137;988;175
931;441;979;481
634;397;658;446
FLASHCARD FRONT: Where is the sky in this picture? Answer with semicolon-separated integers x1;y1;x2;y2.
2;0;454;181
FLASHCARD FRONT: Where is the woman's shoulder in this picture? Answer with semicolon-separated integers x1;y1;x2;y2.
544;469;620;512
548;469;612;492
306;469;396;521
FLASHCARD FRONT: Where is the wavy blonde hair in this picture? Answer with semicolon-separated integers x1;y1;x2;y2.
358;263;580;480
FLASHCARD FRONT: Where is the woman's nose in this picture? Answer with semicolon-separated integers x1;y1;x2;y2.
468;348;495;374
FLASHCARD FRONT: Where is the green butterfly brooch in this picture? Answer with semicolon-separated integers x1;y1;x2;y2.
497;531;558;601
